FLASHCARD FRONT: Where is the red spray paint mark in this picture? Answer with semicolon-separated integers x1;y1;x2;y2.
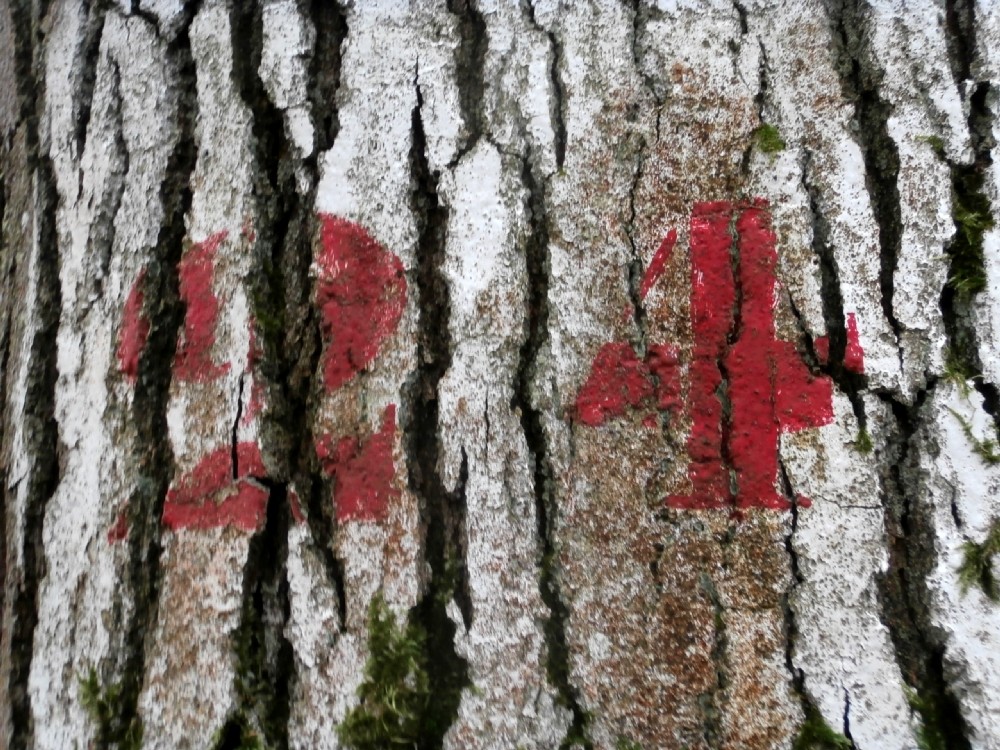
316;215;406;391
161;441;269;532
118;269;150;381
575;342;680;427
316;404;400;522
174;231;231;383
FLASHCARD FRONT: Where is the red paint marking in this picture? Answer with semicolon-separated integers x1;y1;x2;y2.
575;343;655;427
118;269;150;382
174;231;231;383
161;441;269;532
844;312;864;374
577;200;862;511
664;201;838;510
316;215;407;392
639;229;678;302
316;404;400;522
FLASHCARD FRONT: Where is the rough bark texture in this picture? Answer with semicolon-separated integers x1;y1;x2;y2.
3;1;1000;749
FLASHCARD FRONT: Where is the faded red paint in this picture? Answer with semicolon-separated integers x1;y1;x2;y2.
173;231;231;383
107;510;129;543
316;215;406;391
575;342;681;427
242;322;265;425
578;200;863;512
161;441;269;532
118;269;150;382
316;404;400;522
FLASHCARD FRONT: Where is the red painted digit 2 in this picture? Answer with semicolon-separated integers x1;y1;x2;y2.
112;216;407;539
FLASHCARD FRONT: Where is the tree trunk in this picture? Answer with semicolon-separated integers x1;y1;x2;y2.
2;1;999;748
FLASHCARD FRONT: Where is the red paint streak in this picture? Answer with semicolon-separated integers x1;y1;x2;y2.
161;440;269;532
639;229;678;301
173;231;231;383
316;404;400;522
118;269;150;382
845;312;864;374
107;510;129;543
316;215;406;392
664;201;838;511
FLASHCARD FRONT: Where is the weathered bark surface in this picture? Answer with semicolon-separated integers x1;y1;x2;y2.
2;1;1000;749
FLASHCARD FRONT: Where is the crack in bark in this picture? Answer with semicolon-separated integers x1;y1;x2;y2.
524;1;566;170
402;80;470;749
307;0;346;157
824;0;905;374
873;385;972;750
5;4;65;747
801;155;869;428
515;152;592;749
698;570;728;750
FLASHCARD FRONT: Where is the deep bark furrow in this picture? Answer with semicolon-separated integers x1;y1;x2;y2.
403;82;470;749
226;1;316;741
824;0;905;367
306;0;346;157
447;0;487;160
115;5;201;742
6;4;63;748
72;1;108;163
515;153;591;749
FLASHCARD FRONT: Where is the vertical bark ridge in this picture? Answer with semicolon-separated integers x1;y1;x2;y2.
525;1;566;170
402;82;470;749
5;4;63;748
115;5;201;744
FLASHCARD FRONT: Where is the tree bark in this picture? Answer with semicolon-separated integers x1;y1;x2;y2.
2;1;999;749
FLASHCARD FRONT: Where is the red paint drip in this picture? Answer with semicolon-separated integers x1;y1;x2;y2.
316;215;406;392
844;312;864;374
161;440;269;532
316;404;400;522
665;201;838;511
174;231;231;383
639;228;678;301
118;269;150;382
